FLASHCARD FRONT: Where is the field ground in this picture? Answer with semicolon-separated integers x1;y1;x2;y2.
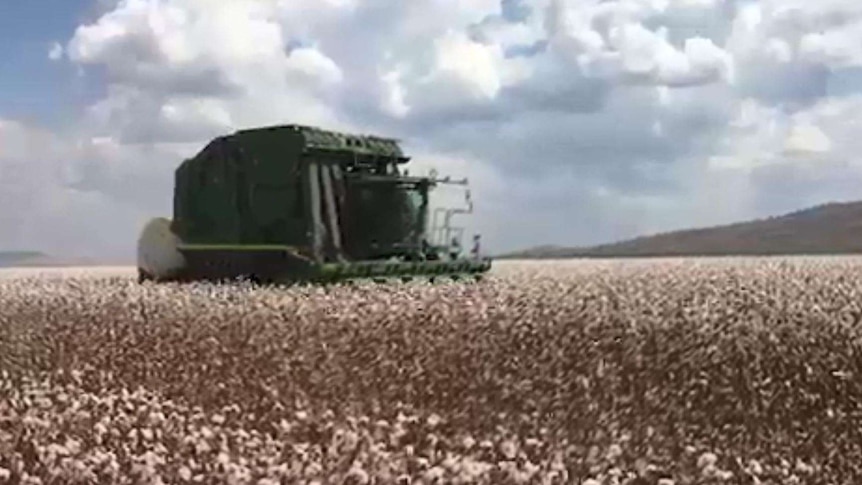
2;257;862;484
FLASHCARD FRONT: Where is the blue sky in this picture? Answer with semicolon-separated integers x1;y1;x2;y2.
0;0;102;127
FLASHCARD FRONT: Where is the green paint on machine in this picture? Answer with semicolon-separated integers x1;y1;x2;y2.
138;123;492;285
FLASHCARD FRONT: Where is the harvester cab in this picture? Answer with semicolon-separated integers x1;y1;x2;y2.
136;124;492;284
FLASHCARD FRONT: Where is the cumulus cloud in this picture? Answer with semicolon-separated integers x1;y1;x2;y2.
3;0;862;258
783;124;832;156
48;42;64;61
544;0;734;87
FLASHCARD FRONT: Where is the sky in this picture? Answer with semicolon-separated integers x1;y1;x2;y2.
0;0;861;260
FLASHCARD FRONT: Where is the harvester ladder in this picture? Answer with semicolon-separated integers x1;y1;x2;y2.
430;186;473;251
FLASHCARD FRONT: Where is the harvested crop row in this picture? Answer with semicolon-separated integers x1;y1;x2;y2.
1;258;862;483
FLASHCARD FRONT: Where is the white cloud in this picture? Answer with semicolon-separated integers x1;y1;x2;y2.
432;30;506;99
48;42;64;61
64;0;350;144
544;0;733;87
5;0;862;257
711;94;861;172
0;120;151;258
783;124;832;157
700;93;862;221
394;29;532;114
728;0;862;76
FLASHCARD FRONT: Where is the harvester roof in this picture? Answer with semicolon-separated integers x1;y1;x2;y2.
236;124;409;161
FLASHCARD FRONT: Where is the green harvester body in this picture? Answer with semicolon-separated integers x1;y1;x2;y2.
141;124;491;284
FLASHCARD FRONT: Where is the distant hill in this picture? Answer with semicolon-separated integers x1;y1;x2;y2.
0;251;105;268
501;201;862;259
0;251;49;267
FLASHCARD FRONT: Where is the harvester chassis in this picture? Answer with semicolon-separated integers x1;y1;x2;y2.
138;245;491;286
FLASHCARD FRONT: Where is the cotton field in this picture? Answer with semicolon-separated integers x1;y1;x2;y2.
1;258;862;484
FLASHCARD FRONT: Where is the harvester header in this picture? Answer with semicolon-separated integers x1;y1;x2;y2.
137;123;491;284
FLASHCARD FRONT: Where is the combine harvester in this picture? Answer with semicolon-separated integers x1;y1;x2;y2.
137;124;492;285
